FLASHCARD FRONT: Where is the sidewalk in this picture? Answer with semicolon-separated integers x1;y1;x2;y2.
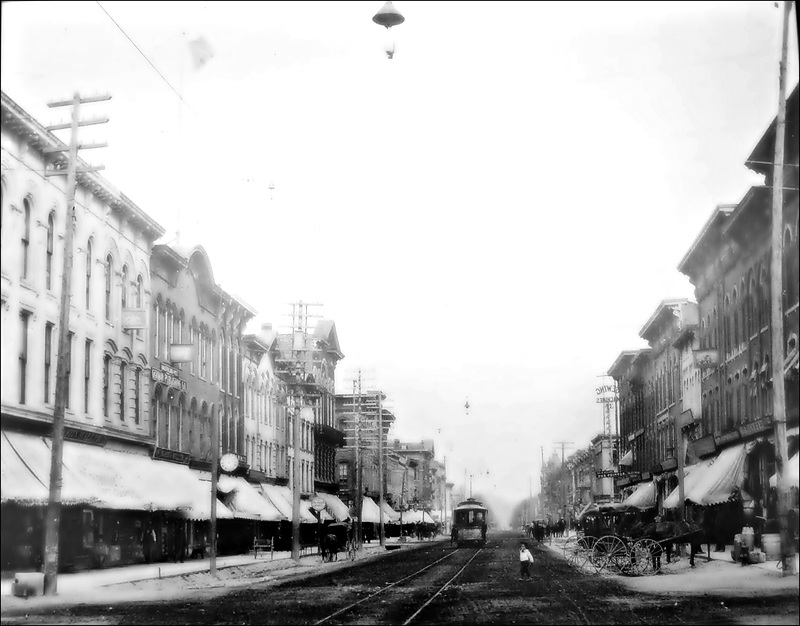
541;533;799;597
0;536;438;615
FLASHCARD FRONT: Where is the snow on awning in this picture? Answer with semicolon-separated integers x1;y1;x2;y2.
260;484;317;523
380;499;401;522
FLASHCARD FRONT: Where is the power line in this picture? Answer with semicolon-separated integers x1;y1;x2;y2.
94;1;193;112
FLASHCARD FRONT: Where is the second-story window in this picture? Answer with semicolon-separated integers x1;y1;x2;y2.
105;255;113;322
121;265;128;332
46;212;54;290
103;354;111;417
85;239;93;310
44;322;53;403
19;311;30;404
84;339;92;414
21;199;31;280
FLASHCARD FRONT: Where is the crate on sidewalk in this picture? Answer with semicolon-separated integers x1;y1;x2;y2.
12;572;44;598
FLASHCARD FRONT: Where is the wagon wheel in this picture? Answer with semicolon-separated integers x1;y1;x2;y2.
592;535;628;574
630;539;662;576
563;535;577;562
571;536;595;569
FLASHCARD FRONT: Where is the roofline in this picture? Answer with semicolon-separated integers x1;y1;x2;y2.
1;90;165;239
638;298;691;340
677;204;737;275
745;83;799;174
607;350;640;378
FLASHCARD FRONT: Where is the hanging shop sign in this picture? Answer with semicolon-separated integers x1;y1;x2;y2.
596;396;617;404
640;471;651;481
694;349;719;369
661;457;678;472
151;364;187;391
121;308;148;330
169;344;194;363
737;415;774;440
617;477;631;487
692;434;717;458
153;447;192;465
714;429;741;448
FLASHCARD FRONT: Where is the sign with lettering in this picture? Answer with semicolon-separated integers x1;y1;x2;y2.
63;426;107;446
737;416;773;440
694;349;719;369
714;429;741;448
121;308;147;330
161;363;181;377
640;471;651;481
595;384;618;395
152;367;187;391
152;447;192;465
596;397;617;404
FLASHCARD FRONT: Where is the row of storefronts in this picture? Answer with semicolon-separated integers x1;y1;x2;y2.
603;85;799;548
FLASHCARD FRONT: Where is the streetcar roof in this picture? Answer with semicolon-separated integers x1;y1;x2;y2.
454;498;487;511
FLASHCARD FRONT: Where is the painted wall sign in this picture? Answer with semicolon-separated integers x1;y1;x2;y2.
169;344;194;363
596;397;617;404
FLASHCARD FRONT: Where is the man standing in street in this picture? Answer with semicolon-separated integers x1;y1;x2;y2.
519;542;534;580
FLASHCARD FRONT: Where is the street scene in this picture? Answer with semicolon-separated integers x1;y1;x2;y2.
1;1;799;624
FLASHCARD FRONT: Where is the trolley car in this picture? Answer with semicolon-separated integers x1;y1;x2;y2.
452;498;488;546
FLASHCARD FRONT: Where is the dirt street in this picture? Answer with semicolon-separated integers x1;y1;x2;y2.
2;533;797;625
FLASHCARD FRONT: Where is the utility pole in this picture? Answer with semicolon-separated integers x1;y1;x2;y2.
771;0;795;577
42;92;109;595
443;457;448;534
378;390;385;547
554;441;574;530
356;375;363;547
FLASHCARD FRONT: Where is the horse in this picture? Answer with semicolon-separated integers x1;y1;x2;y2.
321;533;339;562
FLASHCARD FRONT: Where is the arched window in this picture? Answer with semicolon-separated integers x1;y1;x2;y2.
134;367;141;425
21;198;31;280
120;361;127;420
85;239;93;309
105;255;114;322
103;354;112;417
784;228;799;309
46;212;55;290
121;265;129;332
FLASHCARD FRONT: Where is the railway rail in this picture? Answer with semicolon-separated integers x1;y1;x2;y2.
314;547;484;625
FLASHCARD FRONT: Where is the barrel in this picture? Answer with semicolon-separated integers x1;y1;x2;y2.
761;533;782;560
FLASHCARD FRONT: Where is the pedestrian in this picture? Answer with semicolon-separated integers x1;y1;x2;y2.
519;542;534;580
451;524;458;546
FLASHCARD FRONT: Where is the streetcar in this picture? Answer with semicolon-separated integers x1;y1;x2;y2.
452;498;488;546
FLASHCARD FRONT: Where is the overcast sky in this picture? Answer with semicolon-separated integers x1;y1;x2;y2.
2;1;797;515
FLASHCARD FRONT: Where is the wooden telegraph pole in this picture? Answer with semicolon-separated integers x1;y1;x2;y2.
770;0;795;577
42;92;109;595
378;391;386;548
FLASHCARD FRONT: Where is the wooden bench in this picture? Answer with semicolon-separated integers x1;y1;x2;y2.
253;538;274;560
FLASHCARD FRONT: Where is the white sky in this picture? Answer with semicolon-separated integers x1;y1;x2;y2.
2;1;798;515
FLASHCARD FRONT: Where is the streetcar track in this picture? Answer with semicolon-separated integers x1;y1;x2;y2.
402;548;484;625
313;548;462;625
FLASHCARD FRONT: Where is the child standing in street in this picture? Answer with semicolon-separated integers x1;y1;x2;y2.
519;542;534;580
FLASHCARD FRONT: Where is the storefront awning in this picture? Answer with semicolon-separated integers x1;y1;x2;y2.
1;431;49;505
1;430;234;516
685;443;748;506
619;449;634;467
361;497;382;524
621;480;655;509
663;459;713;509
770;453;799;488
259;484;317;523
397;508;435;524
218;475;284;521
379;499;401;522
316;492;351;522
